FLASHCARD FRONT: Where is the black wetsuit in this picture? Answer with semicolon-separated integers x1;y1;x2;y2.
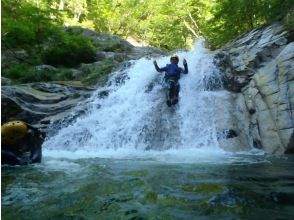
1;125;44;165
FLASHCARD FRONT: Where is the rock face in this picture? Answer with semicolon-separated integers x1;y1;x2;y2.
215;21;294;154
1;82;95;133
70;26;166;61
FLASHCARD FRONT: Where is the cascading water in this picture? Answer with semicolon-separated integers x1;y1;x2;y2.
43;40;233;161
4;41;294;220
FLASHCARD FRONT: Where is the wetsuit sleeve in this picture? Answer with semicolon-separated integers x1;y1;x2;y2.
154;63;167;73
25;124;44;163
183;63;188;74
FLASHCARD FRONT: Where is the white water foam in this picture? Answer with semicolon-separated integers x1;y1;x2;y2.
43;40;246;162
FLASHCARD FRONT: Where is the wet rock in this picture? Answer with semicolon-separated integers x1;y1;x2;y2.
215;21;294;154
98;90;109;98
1;77;12;86
96;51;126;62
79;60;116;85
128;46;167;60
214;92;251;152
1;82;95;132
68;26;133;52
32;65;57;72
71;69;83;79
217;129;238;140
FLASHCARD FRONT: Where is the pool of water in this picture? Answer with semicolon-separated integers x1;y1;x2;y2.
2;154;294;220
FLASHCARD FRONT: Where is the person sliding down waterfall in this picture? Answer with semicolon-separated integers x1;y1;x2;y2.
153;54;188;107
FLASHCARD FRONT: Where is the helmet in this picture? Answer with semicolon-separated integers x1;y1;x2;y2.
170;54;179;61
1;121;28;145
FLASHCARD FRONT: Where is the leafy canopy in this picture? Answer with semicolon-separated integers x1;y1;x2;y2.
2;0;293;50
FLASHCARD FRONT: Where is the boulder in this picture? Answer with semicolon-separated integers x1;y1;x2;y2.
32;65;58;72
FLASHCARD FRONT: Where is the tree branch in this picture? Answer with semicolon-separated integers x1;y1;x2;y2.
183;20;199;38
188;12;200;31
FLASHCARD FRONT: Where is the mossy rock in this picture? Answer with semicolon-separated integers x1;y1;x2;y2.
99;39;129;53
80;59;116;85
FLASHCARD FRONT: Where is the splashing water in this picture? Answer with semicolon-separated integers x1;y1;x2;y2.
43;40;239;162
5;42;294;220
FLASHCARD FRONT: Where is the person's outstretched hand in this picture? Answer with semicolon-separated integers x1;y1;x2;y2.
153;60;157;65
183;59;187;65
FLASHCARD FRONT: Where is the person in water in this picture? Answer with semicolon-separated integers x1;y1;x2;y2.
153;54;188;106
1;120;45;165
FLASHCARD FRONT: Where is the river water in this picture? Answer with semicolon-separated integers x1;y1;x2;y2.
2;155;294;219
2;41;294;219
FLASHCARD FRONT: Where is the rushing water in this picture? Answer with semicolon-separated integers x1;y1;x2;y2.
43;40;224;153
2;41;294;219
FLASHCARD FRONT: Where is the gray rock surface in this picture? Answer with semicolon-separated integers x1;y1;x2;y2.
69;26;166;61
1;77;12;86
215;21;294;154
32;65;58;72
1;82;95;132
1;49;29;69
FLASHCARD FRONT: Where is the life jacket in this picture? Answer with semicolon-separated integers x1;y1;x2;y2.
165;64;180;78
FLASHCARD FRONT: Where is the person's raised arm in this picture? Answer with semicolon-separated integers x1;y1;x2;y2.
153;60;166;73
183;59;188;74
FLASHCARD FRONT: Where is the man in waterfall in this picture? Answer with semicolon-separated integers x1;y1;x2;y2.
153;54;188;107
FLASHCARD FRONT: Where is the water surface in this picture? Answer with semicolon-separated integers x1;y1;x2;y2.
2;153;294;220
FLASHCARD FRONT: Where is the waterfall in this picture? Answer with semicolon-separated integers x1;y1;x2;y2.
43;40;234;160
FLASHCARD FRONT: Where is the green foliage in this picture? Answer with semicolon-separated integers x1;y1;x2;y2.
2;64;55;83
283;9;294;41
56;68;75;81
1;0;61;49
2;20;36;47
2;0;294;69
2;63;78;84
41;31;96;67
205;0;294;47
99;39;127;52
